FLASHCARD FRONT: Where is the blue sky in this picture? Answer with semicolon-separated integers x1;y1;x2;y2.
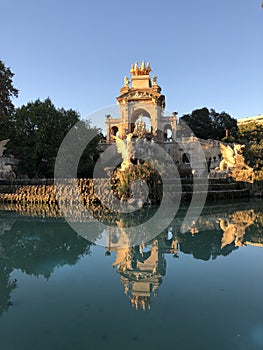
1;0;262;129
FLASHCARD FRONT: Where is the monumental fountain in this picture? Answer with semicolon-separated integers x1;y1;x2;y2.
0;61;261;211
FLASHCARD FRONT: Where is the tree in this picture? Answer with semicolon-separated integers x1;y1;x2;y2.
244;140;263;171
179;107;237;141
10;98;101;178
0;60;19;140
237;122;263;145
78;126;103;178
236;122;263;171
0;60;18;117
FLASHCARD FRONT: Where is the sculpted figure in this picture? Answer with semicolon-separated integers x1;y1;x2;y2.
218;144;235;171
146;62;152;74
152;75;157;85
130;61;152;76
218;143;252;171
130;63;135;75
112;133;134;171
134;61;139;76
133;115;146;138
124;76;130;87
140;60;146;74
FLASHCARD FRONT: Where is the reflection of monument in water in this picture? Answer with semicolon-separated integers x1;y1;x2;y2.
219;209;263;248
0;202;263;312
103;202;263;310
106;226;178;311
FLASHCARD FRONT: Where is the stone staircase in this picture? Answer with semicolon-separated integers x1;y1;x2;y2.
160;177;250;202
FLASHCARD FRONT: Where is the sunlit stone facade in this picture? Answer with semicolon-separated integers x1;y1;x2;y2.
104;62;222;172
106;61;177;143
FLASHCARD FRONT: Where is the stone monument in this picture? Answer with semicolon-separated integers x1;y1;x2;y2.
215;143;254;183
0;140;16;180
105;61;177;143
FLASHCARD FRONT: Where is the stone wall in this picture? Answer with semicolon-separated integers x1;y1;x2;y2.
0;177;253;209
0;179;54;194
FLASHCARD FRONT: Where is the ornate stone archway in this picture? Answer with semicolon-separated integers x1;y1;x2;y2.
105;61;176;142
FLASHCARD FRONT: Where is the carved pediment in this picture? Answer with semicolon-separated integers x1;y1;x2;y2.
117;90;165;107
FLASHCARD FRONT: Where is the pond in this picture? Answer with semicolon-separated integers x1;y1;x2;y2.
0;199;263;350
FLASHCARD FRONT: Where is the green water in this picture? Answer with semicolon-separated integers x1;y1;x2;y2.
0;200;263;350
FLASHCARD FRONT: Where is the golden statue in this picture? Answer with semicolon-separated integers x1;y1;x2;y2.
134;61;139;75
130;64;135;75
130;61;152;76
152;75;157;85
140;60;146;72
146;62;152;74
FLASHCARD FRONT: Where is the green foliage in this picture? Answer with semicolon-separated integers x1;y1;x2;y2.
7;98;100;178
237;122;263;144
179;107;237;141
111;162;162;203
0;60;18;117
243;140;263;171
254;170;263;181
177;106;263;172
235;122;263;171
0;60;19;140
78;125;102;178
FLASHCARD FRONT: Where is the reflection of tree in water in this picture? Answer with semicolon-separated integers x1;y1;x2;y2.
177;230;237;261
0;262;17;316
243;212;263;247
2;220;92;277
0;218;93;316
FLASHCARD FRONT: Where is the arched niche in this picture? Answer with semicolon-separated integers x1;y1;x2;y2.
182;152;190;165
164;124;172;140
111;126;119;137
130;109;151;133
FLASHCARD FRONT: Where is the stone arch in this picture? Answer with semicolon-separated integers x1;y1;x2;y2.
182;152;190;165
111;126;119;137
131;108;151;123
164;124;172;139
131;108;151;133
